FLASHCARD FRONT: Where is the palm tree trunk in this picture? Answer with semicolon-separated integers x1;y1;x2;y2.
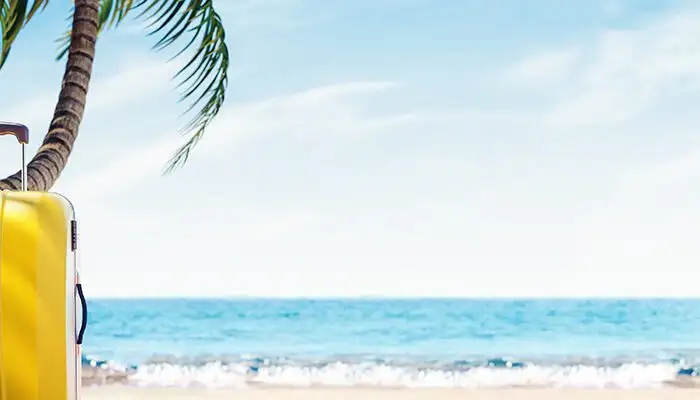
0;0;99;191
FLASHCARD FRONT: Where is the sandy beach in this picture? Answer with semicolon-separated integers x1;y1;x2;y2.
82;388;700;400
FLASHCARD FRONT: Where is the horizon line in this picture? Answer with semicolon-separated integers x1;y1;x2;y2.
85;295;700;301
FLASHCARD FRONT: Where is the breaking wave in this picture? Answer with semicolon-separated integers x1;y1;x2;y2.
81;354;700;389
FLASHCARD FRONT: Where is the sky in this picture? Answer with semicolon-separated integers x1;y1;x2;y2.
1;0;700;298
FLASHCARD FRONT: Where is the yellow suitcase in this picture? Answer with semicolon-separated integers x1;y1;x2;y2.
0;122;87;400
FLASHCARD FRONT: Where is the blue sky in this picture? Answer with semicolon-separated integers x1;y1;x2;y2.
1;0;699;297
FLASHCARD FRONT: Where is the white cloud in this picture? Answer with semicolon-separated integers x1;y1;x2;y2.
540;9;700;126
501;48;580;87
86;57;178;111
3;56;175;133
57;80;401;200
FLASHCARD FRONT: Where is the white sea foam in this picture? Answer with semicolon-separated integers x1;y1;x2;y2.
122;362;689;389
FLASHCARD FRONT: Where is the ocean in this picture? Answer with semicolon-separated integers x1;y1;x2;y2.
82;298;700;389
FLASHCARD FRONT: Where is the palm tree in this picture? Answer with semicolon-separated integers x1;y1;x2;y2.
0;0;230;190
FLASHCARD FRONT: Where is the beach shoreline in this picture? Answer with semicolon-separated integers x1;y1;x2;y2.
82;387;700;400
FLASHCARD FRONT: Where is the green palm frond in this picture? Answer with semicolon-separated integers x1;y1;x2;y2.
1;0;50;68
57;0;230;172
2;0;229;171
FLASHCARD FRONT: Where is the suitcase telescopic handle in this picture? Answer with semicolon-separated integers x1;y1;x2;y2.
0;122;29;191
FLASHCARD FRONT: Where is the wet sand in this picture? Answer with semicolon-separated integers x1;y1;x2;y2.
82;387;700;400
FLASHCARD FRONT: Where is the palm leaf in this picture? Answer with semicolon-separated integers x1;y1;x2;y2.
1;0;50;68
57;0;230;172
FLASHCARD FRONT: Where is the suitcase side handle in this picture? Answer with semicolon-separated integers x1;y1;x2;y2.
76;283;88;345
0;122;29;191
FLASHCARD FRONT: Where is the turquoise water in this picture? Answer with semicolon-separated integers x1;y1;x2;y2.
83;299;700;388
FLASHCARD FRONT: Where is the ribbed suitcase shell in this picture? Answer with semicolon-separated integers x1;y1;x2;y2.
0;191;81;399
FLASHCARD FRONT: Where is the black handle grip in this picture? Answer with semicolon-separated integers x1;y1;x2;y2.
76;283;87;345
